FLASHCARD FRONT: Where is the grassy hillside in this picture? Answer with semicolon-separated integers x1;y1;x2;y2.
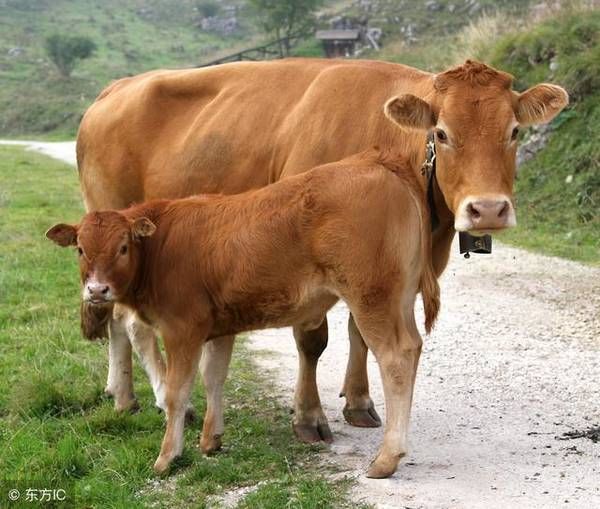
1;0;534;138
0;0;256;138
486;10;600;264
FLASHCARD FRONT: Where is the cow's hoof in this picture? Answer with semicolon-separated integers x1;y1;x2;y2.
293;421;334;444
115;398;140;414
343;403;382;428
366;453;404;479
200;433;222;455
153;455;173;476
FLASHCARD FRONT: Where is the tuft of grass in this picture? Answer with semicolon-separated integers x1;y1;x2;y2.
0;145;352;506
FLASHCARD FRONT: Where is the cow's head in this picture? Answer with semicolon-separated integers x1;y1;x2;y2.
385;60;568;233
46;211;156;305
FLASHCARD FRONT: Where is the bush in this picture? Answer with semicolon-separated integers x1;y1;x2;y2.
487;11;600;98
45;34;96;78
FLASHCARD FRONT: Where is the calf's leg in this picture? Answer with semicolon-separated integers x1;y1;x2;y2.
199;335;235;454
106;312;137;412
292;317;333;443
125;313;167;410
154;332;204;475
340;314;382;428
351;309;422;479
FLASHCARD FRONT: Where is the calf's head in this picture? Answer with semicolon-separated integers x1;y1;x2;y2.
46;211;156;304
385;60;568;233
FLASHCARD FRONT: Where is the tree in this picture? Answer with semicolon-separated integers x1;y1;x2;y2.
249;0;323;56
196;0;221;18
45;34;96;78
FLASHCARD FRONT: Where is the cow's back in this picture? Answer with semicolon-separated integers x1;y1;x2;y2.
77;58;431;211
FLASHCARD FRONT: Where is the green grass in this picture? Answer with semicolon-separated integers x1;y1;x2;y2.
0;146;353;507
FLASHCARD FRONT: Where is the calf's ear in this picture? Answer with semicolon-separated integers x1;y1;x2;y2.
384;94;436;131
131;217;156;238
46;223;77;247
516;84;569;126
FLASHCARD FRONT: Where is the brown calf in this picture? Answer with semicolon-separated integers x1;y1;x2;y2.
48;152;438;478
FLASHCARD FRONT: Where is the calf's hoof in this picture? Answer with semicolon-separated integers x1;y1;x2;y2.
343;403;382;428
293;421;334;444
153;455;173;476
200;433;222;455
366;452;404;479
114;398;140;414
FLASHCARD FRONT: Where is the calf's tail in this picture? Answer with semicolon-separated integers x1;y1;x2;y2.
419;211;440;334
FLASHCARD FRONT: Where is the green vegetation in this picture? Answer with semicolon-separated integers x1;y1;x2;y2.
486;10;600;264
0;146;352;507
45;34;97;78
249;0;324;55
0;0;257;137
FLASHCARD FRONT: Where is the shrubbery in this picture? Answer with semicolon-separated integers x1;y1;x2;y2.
45;34;96;78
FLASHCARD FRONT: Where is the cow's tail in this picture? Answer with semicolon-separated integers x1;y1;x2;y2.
80;301;112;340
419;205;440;334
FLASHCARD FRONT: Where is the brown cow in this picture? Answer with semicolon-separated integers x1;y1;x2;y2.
76;58;568;441
48;152;439;477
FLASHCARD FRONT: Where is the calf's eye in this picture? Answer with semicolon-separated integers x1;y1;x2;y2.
436;129;448;142
511;127;520;141
120;245;128;255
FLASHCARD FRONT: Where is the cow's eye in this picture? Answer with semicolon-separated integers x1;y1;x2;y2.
119;245;128;255
511;127;520;141
436;129;448;143
77;247;83;256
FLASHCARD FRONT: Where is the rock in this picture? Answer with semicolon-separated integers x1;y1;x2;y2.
425;0;443;11
8;47;24;58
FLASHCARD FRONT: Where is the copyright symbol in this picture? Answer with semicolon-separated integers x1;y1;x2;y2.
8;489;20;501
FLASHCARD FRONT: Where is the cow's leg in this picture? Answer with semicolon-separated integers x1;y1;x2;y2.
351;308;422;479
105;312;138;412
199;335;235;454
340;313;382;428
292;317;333;443
154;333;204;475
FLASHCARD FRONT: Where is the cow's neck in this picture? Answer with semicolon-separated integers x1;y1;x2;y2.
411;129;456;278
429;174;456;277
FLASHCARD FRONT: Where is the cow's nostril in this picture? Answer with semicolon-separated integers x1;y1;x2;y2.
498;201;510;218
467;203;481;219
101;286;109;294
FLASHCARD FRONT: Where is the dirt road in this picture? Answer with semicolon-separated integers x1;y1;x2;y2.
0;140;77;166
248;243;600;508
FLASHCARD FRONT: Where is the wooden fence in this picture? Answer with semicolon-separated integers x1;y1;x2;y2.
197;33;308;67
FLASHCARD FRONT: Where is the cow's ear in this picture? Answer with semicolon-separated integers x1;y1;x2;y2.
516;84;569;126
384;94;436;131
131;217;156;238
46;223;78;247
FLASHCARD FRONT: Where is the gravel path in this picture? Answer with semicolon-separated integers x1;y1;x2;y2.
11;140;598;507
0;139;77;166
248;242;600;509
